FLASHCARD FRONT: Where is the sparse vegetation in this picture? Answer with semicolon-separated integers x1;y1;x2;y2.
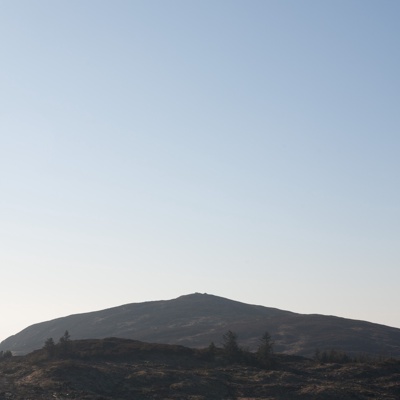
0;337;399;399
314;348;387;364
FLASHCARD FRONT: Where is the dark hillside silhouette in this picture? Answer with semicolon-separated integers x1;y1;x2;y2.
2;293;400;358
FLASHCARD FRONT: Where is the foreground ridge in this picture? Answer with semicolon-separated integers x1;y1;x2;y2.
0;337;399;400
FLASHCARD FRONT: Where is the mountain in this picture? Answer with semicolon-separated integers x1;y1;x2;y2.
2;293;400;357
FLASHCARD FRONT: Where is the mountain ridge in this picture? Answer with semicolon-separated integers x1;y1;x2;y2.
2;293;400;357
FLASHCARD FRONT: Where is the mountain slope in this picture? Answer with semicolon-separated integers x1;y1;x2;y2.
2;293;400;357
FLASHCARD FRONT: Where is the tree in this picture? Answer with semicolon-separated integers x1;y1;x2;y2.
59;330;71;343
257;331;274;366
208;341;217;353
58;330;71;356
202;341;218;361
43;337;56;358
222;330;241;361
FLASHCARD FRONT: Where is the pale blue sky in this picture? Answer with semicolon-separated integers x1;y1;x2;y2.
1;1;399;342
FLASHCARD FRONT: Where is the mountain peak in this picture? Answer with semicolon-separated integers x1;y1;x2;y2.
2;293;400;358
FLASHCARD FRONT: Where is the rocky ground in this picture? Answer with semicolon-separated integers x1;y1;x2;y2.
1;338;399;399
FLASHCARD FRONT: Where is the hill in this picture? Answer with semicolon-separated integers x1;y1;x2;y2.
2;293;400;357
0;337;399;399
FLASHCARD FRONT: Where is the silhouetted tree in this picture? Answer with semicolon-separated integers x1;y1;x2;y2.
59;330;71;343
222;330;241;362
257;331;274;367
43;337;56;358
208;341;216;353
206;341;217;360
58;330;71;356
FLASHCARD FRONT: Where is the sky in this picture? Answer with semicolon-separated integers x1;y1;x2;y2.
1;0;399;343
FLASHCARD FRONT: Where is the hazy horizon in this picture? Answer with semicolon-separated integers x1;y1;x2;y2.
1;1;399;343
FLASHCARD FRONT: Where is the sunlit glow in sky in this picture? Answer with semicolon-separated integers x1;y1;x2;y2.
1;0;399;342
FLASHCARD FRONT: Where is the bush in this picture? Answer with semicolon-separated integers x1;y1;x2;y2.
314;349;351;364
0;350;12;359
